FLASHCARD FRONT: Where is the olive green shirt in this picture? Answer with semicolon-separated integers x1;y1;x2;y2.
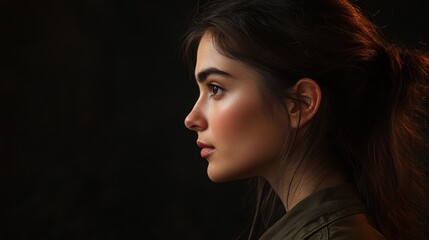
259;183;386;240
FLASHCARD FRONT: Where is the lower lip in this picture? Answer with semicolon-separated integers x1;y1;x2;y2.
200;147;215;158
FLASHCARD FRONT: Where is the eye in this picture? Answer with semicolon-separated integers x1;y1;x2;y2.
207;83;224;97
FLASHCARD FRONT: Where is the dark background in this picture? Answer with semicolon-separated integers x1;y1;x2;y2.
1;0;428;240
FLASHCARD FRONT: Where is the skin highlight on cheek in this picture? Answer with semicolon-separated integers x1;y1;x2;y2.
206;90;288;182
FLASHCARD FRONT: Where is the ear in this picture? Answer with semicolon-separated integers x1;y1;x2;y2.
286;78;322;128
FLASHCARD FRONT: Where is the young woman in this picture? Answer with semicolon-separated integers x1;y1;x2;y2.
182;0;429;239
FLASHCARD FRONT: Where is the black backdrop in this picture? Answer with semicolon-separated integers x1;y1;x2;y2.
1;1;428;240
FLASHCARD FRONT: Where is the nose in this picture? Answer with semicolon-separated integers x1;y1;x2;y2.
184;102;207;132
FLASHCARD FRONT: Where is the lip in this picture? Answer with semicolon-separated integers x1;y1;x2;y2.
196;140;215;158
200;147;215;158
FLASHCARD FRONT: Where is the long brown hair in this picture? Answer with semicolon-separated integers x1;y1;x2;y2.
182;0;429;239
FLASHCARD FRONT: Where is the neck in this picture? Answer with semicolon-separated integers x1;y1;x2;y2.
266;167;346;211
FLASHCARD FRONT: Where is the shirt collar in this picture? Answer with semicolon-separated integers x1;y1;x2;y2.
259;183;365;240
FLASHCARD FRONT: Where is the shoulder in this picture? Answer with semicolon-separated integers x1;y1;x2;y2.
306;213;386;240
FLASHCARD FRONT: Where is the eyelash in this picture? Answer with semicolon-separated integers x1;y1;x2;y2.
207;83;224;97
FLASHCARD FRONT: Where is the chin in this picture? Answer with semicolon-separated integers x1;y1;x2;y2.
206;164;251;183
207;169;229;183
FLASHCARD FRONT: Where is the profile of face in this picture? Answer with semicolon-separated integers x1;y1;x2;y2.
184;32;290;183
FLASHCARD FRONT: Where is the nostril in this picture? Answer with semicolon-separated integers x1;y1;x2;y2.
185;114;205;132
184;115;196;130
184;104;207;131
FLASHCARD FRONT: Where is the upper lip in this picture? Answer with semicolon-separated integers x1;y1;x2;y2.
196;140;214;148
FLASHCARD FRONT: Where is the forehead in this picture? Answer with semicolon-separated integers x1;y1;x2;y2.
195;33;223;74
195;32;261;81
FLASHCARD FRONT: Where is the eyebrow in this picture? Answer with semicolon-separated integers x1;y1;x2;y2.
196;67;232;82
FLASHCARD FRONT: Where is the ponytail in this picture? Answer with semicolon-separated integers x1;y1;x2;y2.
356;44;429;240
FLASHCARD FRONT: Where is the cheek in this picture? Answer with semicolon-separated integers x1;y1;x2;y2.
210;94;285;171
211;95;259;146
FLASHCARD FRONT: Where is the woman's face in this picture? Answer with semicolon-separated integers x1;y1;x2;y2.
184;32;289;182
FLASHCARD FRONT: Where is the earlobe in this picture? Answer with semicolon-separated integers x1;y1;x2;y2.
286;78;322;128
